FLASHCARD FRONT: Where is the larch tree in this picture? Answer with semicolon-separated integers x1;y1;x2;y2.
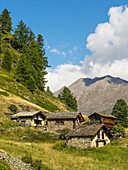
0;8;12;32
58;86;77;111
46;86;53;95
13;20;30;52
2;49;12;71
15;54;36;92
111;99;128;127
0;30;2;53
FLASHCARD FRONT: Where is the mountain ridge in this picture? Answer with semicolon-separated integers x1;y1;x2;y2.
54;75;128;114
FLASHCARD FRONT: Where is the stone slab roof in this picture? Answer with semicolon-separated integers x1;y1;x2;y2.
66;124;109;137
89;112;116;119
11;111;49;119
47;112;79;119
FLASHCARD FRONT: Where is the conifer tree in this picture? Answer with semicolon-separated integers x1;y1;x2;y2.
46;86;53;95
14;20;30;52
0;8;12;32
36;34;49;90
28;30;36;45
0;30;2;53
15;54;36;92
111;99;128;127
58;87;77;111
25;75;36;92
14;25;49;91
26;36;48;91
2;49;12;71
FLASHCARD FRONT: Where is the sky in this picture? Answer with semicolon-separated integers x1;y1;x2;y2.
1;0;128;92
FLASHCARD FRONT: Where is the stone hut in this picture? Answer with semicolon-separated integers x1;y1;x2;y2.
66;123;112;149
11;111;48;126
46;112;84;133
88;112;116;130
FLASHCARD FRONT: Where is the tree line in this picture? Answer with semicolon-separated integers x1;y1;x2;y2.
0;8;78;111
0;8;48;92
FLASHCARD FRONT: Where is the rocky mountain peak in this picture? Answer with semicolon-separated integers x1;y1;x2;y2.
83;75;128;86
54;75;128;114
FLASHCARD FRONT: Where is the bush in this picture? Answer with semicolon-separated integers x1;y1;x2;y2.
22;155;50;170
59;128;71;140
0;91;9;96
8;104;18;114
32;160;42;170
22;155;33;164
113;124;125;134
0;161;12;170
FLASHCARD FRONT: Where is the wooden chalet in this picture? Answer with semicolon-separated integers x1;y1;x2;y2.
88;112;116;130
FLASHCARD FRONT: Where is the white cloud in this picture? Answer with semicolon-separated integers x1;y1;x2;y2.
47;46;51;50
69;50;72;54
73;46;77;50
86;5;128;62
50;48;66;56
62;51;66;56
46;64;85;92
46;6;128;92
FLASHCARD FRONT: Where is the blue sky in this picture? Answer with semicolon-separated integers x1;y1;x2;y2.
1;0;128;91
0;0;127;68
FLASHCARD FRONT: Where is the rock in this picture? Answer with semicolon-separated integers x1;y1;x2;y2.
21;136;30;140
0;151;34;170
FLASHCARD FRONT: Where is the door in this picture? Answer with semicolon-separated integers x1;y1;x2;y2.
104;141;106;146
96;141;98;147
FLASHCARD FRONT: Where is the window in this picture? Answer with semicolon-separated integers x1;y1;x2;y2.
102;131;104;139
21;120;26;126
56;120;64;125
97;131;100;139
34;120;42;125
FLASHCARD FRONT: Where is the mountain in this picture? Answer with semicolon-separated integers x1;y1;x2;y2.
54;75;128;114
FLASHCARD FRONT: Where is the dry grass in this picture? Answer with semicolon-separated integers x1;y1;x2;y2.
0;136;127;170
0;139;95;170
125;128;128;132
0;88;48;112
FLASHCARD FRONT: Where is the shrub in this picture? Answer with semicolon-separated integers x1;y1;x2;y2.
59;128;71;140
32;160;42;170
22;155;33;164
22;155;50;170
0;161;12;170
113;124;125;134
8;104;18;114
0;91;9;96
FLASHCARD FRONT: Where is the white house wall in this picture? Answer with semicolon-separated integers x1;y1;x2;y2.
91;128;110;147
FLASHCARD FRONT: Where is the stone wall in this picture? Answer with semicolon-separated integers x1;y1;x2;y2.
66;137;92;149
47;119;76;133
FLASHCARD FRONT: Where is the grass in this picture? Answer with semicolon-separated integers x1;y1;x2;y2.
0;69;69;114
0;91;9;96
0;127;127;170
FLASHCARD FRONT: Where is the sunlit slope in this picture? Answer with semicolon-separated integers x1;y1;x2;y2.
0;70;68;116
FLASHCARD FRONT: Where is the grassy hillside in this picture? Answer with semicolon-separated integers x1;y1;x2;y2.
0;69;69;124
0;30;70;127
0;127;127;170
